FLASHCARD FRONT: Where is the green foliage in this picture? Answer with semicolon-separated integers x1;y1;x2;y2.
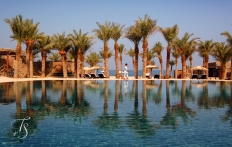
86;52;103;67
212;42;232;65
48;52;61;61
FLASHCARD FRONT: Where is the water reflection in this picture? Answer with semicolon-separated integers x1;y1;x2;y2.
0;80;232;144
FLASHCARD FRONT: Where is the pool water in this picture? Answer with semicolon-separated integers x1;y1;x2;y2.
0;80;232;146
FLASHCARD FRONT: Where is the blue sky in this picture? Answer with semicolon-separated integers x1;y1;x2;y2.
0;0;231;70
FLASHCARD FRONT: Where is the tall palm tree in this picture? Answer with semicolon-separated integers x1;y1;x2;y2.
221;31;232;80
211;42;232;80
80;36;95;78
197;40;215;73
124;25;142;79
159;24;179;79
118;44;126;76
23;19;44;78
50;32;71;78
69;29;91;78
93;21;112;78
33;35;51;77
111;23;125;78
85;52;103;67
135;14;158;78
173;32;199;79
140;48;156;65
5;15;25;78
125;48;135;73
172;46;181;79
152;42;164;77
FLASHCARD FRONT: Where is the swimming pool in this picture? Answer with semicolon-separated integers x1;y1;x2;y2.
0;80;232;146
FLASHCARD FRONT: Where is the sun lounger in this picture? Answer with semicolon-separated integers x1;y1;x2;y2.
154;74;160;79
98;73;106;78
84;74;91;78
146;73;150;79
191;74;198;79
90;73;99;78
199;74;207;79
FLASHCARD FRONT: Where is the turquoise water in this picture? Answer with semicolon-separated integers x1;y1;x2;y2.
0;80;232;146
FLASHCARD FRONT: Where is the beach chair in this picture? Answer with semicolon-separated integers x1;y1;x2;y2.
90;73;99;78
199;74;207;79
84;74;91;78
154;74;160;79
191;74;198;79
146;73;150;79
98;73;106;78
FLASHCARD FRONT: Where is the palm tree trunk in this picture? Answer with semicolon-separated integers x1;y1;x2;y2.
41;51;46;78
175;57;178;79
81;54;85;78
77;49;81;78
61;53;68;78
26;45;30;78
205;56;209;75
181;55;187;79
159;58;163;78
29;44;34;78
104;42;109;78
115;42;119;78
135;44;139;79
142;39;148;78
14;42;21;78
221;64;226;80
166;44;171;79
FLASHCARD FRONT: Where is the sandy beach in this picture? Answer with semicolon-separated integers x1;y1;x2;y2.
0;76;229;83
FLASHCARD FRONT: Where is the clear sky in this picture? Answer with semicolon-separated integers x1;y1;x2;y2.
0;0;231;70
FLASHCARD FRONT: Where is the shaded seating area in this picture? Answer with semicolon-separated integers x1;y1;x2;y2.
98;73;106;78
154;74;160;79
199;74;207;79
191;74;198;79
90;73;99;78
84;73;91;78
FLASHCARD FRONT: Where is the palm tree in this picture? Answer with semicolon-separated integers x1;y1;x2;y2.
80;36;95;78
140;48;156;65
159;24;179;79
172;48;180;79
221;31;232;80
152;42;164;77
135;14;158;78
48;52;61;61
50;32;71;78
5;15;25;78
85;52;103;67
118;44;126;76
173;32;199;79
169;60;176;78
69;29;91;78
23;19;44;78
125;48;135;73
111;23;125;78
93;21;112;78
211;42;232;80
33;35;51;77
124;25;142;79
197;40;215;73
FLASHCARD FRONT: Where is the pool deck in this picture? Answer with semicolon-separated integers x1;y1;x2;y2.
0;76;230;83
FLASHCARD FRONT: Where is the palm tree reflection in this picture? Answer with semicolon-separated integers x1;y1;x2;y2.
161;80;196;129
95;81;121;131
